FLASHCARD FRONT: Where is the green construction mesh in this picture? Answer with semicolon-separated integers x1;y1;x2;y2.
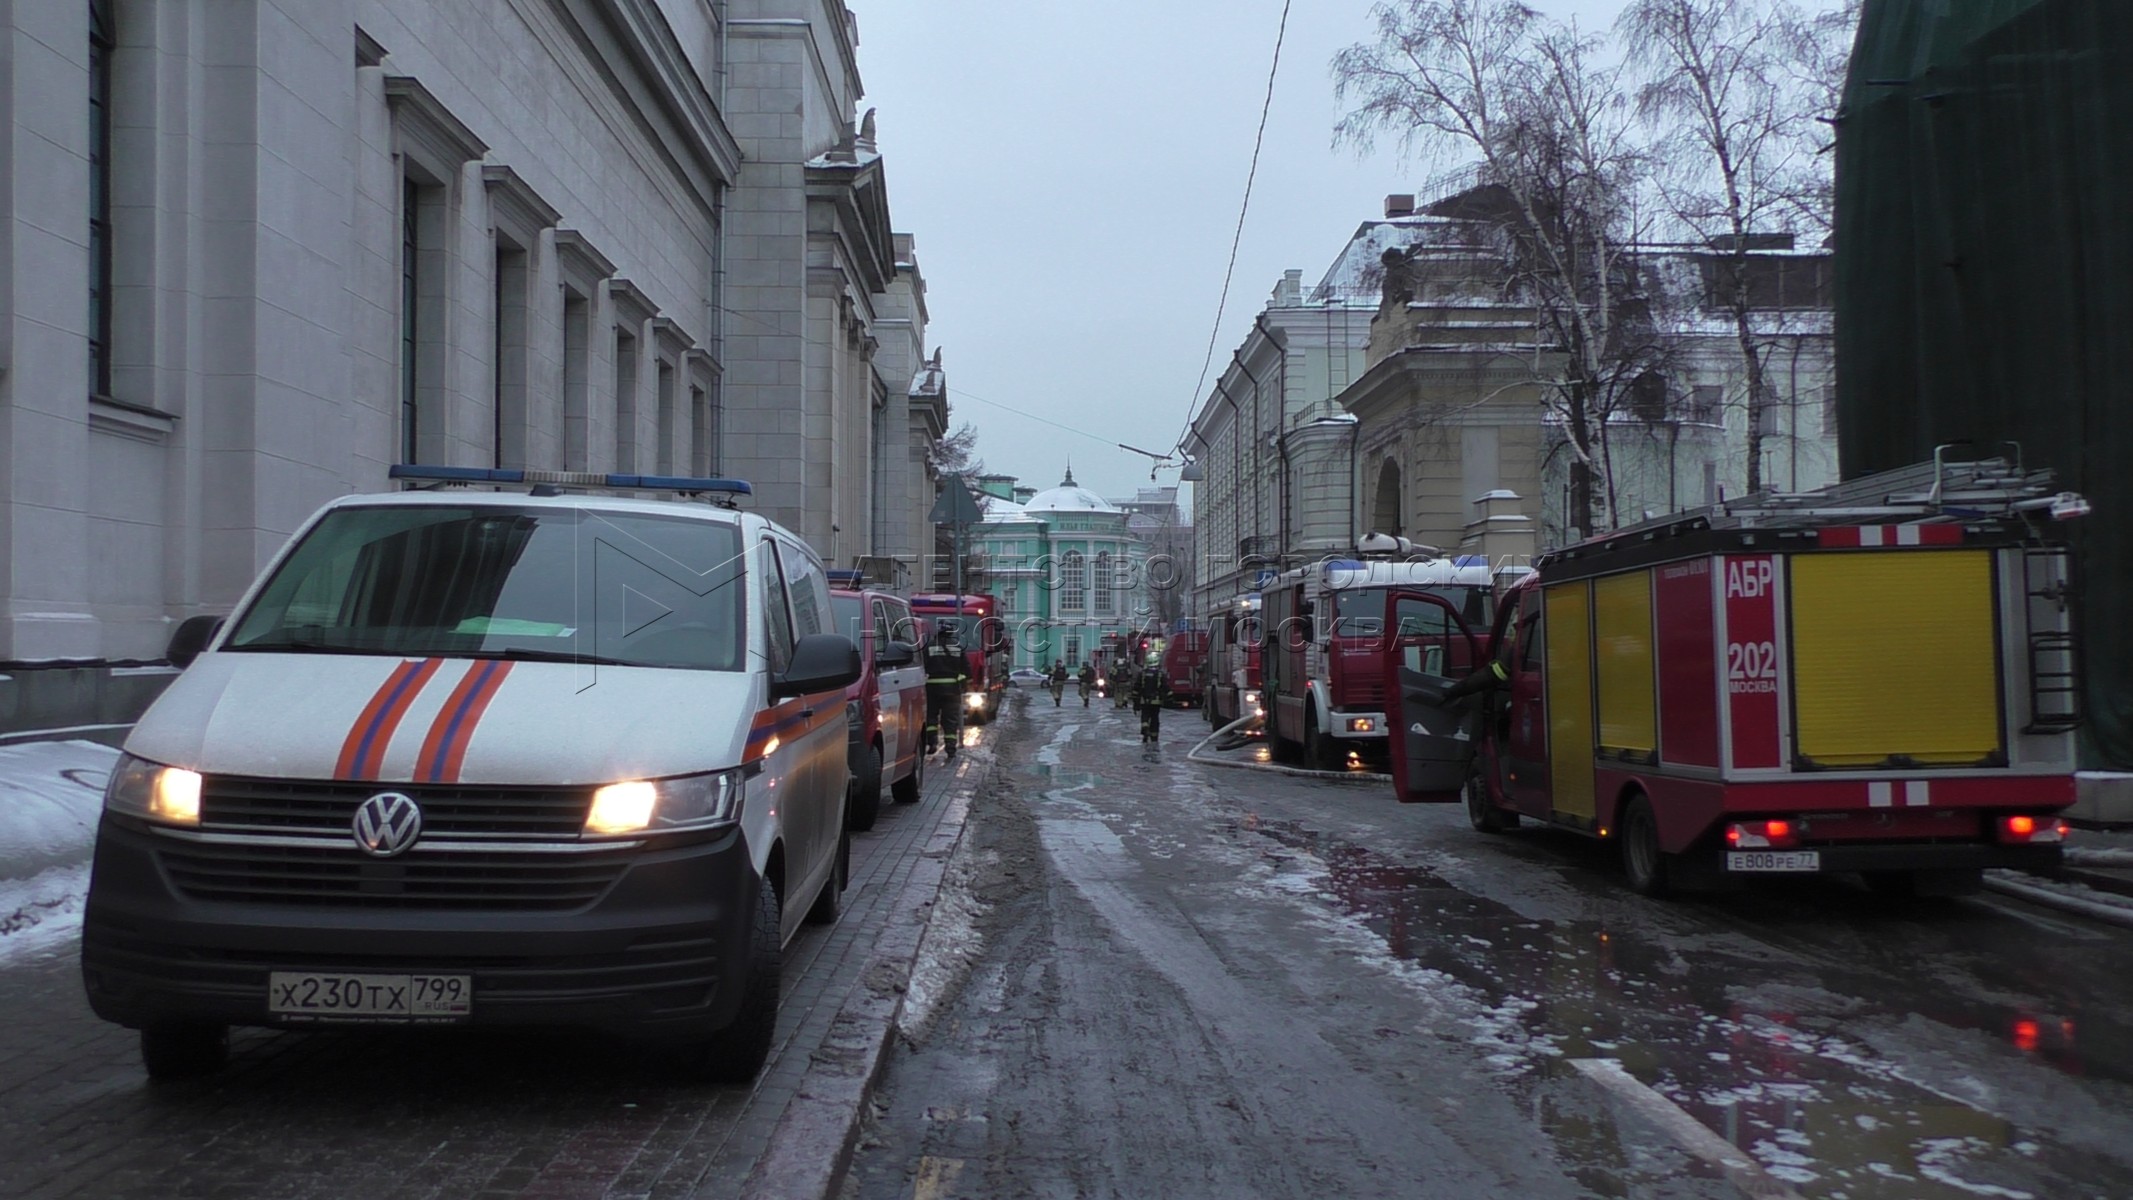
1836;0;2133;770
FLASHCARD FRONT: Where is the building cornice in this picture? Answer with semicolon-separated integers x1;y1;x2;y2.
554;228;617;285
609;277;658;327
548;0;741;208
482;164;562;237
384;76;489;166
649;315;693;359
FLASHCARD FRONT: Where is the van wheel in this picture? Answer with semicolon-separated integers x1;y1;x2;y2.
807;826;849;926
141;1023;229;1081
848;744;882;832
892;745;923;804
696;878;781;1083
1466;772;1519;833
1620;795;1672;897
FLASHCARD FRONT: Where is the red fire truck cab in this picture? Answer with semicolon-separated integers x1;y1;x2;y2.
1203;595;1264;727
1386;454;2086;897
909;593;1011;724
1262;555;1498;769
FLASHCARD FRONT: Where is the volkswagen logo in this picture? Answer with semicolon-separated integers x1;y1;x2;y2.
353;792;423;858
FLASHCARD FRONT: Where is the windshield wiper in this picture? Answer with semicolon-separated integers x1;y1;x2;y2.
463;646;636;667
226;635;379;656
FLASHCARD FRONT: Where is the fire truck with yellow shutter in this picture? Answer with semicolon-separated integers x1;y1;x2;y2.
1383;451;2088;897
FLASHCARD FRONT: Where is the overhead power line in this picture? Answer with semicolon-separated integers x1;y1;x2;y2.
1172;0;1294;460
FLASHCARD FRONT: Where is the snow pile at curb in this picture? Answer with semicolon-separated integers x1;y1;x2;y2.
0;740;117;882
0;863;91;963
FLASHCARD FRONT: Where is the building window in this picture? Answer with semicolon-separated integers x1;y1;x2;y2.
1059;551;1085;612
562;289;590;470
613;329;638;472
1093;551;1114;617
1819;385;1837;437
400;179;422;461
1065;634;1081;666
1687;386;1722;425
493;237;530;468
89;0;115;397
1754;387;1782;438
655;359;676;475
690;384;711;476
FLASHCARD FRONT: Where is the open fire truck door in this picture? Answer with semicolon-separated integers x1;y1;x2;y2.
1385;591;1485;803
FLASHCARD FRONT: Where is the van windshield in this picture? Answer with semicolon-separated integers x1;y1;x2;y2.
225;505;747;671
830;594;866;648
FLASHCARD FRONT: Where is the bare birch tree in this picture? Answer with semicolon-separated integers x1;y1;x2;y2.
1334;0;1657;536
1622;0;1815;494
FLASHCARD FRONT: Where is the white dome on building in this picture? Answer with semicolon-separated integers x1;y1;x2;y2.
1021;467;1119;514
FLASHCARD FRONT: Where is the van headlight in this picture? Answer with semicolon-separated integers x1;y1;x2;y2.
964;691;986;709
104;753;203;827
585;769;743;837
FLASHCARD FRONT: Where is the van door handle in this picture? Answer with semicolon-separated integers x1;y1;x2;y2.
801;707;816;718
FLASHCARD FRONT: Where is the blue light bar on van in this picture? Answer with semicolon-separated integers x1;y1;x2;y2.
388;465;752;495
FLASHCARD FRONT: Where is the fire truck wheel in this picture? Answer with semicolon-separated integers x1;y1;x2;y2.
1620;795;1672;897
1304;710;1337;771
1466;773;1518;833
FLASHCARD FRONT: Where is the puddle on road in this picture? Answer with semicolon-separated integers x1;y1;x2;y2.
1239;817;2133;1199
1023;764;1101;792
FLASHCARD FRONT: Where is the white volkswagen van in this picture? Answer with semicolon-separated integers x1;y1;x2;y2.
81;467;859;1082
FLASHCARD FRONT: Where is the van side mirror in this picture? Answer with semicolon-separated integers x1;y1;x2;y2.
167;615;224;669
774;633;862;698
877;641;916;669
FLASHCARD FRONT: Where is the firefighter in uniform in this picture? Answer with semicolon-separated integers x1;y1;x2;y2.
1133;659;1169;743
1076;660;1097;706
922;627;968;759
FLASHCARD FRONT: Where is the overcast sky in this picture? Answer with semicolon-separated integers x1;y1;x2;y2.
853;0;1635;506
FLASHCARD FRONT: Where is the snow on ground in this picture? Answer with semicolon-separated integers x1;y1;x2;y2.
0;864;91;964
0;740;117;962
0;740;115;878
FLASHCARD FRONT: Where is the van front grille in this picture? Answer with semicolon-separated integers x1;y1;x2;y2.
199;777;592;840
156;840;626;911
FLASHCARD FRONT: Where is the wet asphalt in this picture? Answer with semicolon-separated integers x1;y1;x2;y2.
848;689;2133;1200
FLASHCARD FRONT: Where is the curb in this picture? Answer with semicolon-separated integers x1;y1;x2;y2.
1983;870;2133;930
734;740;992;1200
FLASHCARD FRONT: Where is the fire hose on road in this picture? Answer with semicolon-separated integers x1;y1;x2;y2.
1186;712;1393;786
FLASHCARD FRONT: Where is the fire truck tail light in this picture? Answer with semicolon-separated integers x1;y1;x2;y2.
1998;815;2069;844
1726;820;1800;849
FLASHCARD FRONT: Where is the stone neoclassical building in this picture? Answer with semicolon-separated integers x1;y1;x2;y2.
0;0;947;726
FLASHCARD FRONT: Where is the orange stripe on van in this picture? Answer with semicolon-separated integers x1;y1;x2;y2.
335;659;443;781
415;660;516;783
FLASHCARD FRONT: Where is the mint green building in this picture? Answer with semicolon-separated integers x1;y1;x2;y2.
972;470;1152;671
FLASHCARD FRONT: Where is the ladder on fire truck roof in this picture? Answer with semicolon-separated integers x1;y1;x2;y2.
1614;447;2087;537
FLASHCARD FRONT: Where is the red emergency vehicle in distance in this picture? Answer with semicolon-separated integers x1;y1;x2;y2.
1386;453;2086;898
1160;628;1208;707
1203;596;1264;727
908;592;1010;724
1261;553;1498;769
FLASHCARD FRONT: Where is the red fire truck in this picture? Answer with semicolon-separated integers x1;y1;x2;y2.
1262;554;1499;768
909;592;1011;724
1202;595;1264;727
1385;454;2086;897
1160;628;1208;707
